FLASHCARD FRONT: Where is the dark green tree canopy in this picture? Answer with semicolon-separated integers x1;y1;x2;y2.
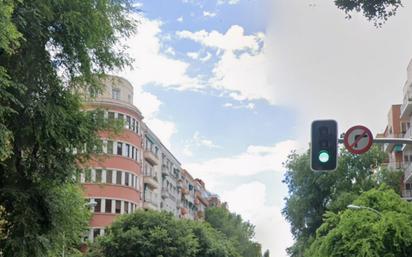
87;210;241;257
334;0;403;26
282;146;403;257
305;186;412;257
0;0;136;256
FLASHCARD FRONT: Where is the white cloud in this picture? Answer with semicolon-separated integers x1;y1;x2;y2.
177;26;274;104
187;51;200;60
177;25;262;52
185;140;299;180
145;118;177;150
177;16;184;22
203;11;217;17
221;182;292;257
266;0;412;142
223;102;255;109
183;131;221;156
187;51;212;62
217;0;240;5
120;15;201;91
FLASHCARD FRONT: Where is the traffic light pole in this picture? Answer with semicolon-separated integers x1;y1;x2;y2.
338;138;412;145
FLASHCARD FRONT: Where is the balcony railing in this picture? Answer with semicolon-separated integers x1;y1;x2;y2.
404;163;412;183
144;150;160;166
143;171;159;189
400;87;412;119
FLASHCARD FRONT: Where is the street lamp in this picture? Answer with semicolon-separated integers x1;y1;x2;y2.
347;204;382;217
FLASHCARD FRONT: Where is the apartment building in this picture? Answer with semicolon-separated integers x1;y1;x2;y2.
80;75;144;241
400;59;412;200
80;75;219;241
381;105;407;170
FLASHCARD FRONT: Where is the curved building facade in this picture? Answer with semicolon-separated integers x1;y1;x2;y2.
81;75;144;241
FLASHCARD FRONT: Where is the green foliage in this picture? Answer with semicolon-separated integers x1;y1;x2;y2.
87;210;241;257
334;0;403;26
282;146;401;257
0;0;136;256
0;205;7;241
305;186;412;257
263;250;270;257
205;207;262;257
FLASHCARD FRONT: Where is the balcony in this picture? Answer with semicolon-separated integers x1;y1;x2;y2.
143;200;158;210
144;150;160;166
180;207;188;215
400;85;412;119
402;127;412;151
143;174;159;189
404;163;412;183
181;188;189;195
161;165;169;176
383;134;404;153
196;211;204;220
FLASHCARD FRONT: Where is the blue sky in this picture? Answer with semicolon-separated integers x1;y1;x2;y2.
118;0;412;255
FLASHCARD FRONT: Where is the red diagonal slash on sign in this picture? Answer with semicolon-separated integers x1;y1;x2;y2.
349;130;368;149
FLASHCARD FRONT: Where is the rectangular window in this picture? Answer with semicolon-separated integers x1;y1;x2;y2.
95;169;102;183
107;140;113;154
85;169;92;183
94;199;101;213
118;113;124;121
112;88;120;100
128;94;132;103
126;116;131;129
126;144;130;158
105;199;112;213
108;112;115;120
117;142;123;155
132;119;136;132
93;228;101;240
131;146;135;160
106;170;112;184
116;171;122;185
125;173;129;186
135;120;139;134
124;201;129;213
115;200;121;214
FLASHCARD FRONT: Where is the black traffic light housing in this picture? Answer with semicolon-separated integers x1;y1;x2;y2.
311;120;338;171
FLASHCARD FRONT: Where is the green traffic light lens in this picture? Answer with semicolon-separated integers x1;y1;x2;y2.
319;151;330;163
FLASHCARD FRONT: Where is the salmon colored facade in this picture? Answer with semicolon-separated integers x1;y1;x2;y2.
80;75;221;242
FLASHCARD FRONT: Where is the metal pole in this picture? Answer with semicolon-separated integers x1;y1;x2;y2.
338;138;412;145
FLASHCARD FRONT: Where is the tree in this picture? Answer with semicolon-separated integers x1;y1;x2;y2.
263;250;270;257
333;0;403;26
0;1;136;256
282;146;403;257
205;207;262;257
87;210;241;257
305;186;412;257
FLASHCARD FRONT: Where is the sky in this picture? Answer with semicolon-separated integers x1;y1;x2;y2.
116;1;412;256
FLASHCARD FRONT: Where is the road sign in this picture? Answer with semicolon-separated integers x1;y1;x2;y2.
343;125;373;154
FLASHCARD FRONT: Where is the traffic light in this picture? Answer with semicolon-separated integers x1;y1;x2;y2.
311;120;338;171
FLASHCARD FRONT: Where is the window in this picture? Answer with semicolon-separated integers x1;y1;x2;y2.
106;170;112;184
131;174;135;188
128;94;132;103
93;228;101;240
132;118;136;132
95;169;102;183
115;200;121;214
125;173;129;186
118;113;124;121
117;142;123;155
124;201;129;213
105;199;112;213
85;169;92;183
132;146;135;160
126;144;130;158
126;116;131;129
112;88;120;100
116;171;122;185
107;140;113;154
108;112;115;120
94;199;101;213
